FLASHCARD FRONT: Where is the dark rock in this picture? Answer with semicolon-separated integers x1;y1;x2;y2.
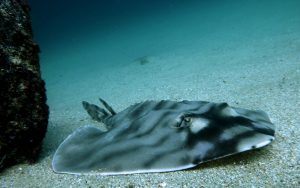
0;0;49;171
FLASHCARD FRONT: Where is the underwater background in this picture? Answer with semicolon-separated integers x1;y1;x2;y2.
1;0;299;187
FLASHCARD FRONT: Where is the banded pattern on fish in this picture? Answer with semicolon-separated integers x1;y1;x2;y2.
52;99;275;175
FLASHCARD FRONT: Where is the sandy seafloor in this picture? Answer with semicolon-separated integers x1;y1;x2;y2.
1;0;300;187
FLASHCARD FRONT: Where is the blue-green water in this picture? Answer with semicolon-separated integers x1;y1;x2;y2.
1;0;300;186
29;0;300;62
28;0;300;112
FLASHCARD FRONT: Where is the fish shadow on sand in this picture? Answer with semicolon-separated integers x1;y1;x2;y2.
134;56;151;65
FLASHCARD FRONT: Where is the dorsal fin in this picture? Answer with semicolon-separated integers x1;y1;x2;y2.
82;101;110;122
99;98;116;115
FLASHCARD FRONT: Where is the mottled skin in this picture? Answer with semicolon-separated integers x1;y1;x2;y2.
53;99;275;175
